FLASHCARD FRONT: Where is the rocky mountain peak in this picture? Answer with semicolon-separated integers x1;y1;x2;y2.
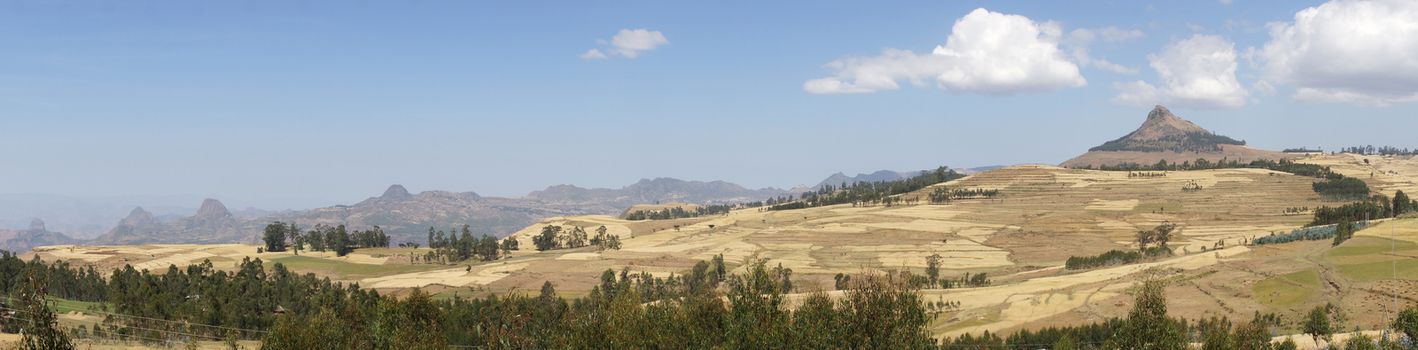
121;207;159;226
28;218;45;232
382;184;413;200
194;198;232;221
1087;105;1244;153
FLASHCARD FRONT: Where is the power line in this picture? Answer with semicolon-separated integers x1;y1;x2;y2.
1;306;228;341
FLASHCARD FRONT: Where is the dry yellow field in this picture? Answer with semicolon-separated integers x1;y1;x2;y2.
24;155;1418;339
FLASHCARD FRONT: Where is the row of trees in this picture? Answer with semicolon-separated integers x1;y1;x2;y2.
766;167;966;211
532;225;621;252
1342;145;1418;156
623;204;733;220
1078;158;1342;180
261;222;391;257
1064;223;1175;270
926;187;1000;204
423;225;504;263
1311;191;1415;226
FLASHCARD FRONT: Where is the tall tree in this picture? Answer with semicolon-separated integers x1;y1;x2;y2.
534;225;561;251
1395;190;1412;215
1303;305;1334;347
263;222;289;252
925;253;942;285
1108;279;1185;350
287;222;301;255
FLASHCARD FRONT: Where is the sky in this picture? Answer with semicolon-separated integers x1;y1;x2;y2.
3;0;1417;209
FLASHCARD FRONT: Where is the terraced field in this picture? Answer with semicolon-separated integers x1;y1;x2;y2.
23;156;1418;339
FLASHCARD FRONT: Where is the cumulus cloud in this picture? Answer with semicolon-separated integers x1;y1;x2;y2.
579;49;608;60
1114;34;1247;109
580;28;668;60
1256;0;1418;105
804;8;1085;95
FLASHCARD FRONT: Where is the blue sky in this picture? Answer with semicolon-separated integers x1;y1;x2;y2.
3;0;1416;208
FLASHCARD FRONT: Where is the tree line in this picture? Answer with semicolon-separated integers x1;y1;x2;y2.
1065;223;1175;270
532;225;621;252
1341;145;1418;156
261;222;390;257
623;204;733;221
766;167;966;211
1311;190;1415;226
927;187;1000;204
422;225;505;263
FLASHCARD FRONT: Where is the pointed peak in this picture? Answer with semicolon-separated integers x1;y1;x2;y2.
120;207;158;227
195;198;232;221
28;218;46;232
382;184;412;199
1086;105;1244;153
1147;105;1174;120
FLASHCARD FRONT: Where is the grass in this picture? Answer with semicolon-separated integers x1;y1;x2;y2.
265;255;443;279
0;295;105;313
50;297;105;312
1333;260;1418;282
1253;269;1319;309
1326;236;1418;282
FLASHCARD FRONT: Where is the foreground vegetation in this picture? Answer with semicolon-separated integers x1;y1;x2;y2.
3;249;1417;349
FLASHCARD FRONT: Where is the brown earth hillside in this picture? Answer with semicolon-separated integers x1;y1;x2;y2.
1061;105;1294;168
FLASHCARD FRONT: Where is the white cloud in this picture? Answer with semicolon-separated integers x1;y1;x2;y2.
1256;0;1418;105
610;29;668;58
579;49;608;60
580;28;668;60
1114;34;1247;109
804;8;1085;95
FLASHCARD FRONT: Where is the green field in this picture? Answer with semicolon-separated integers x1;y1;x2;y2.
265;255;443;279
1253;269;1319;309
1327;236;1418;257
1326;236;1418;282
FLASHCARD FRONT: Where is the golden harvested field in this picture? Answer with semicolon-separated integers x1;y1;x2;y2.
24;156;1418;339
1301;153;1418;196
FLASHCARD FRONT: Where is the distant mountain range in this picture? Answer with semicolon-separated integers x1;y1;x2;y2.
814;170;919;189
0;219;78;253
8;168;1003;251
811;166;1001;190
82;178;799;247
